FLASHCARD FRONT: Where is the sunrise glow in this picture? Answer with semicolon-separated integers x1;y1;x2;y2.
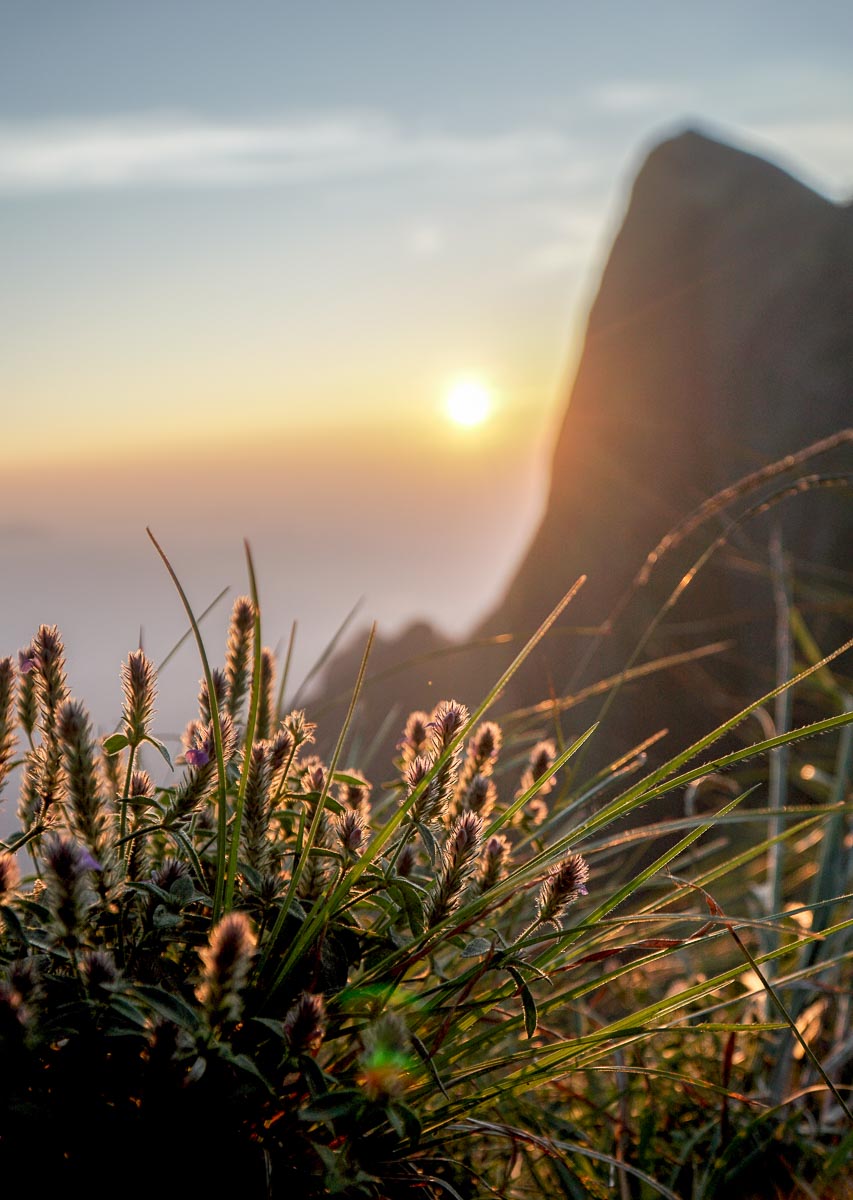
445;378;493;428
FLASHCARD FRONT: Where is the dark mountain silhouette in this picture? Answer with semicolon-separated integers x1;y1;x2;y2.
316;128;853;776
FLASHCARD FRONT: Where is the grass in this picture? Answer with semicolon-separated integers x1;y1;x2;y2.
0;448;851;1198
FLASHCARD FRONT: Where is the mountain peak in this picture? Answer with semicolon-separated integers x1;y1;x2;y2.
630;125;831;215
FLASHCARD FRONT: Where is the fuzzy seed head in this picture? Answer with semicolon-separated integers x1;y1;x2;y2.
241;741;273;875
129;769;155;802
428;699;469;754
225;596;255;720
32;625;69;731
0;853;20;900
395;844;417;878
360;1011;412;1100
535;853;589;928
43;836;97;946
405;754;432;795
17;668;38;739
266;725;295;774
80;949;119;994
283;709;317;750
335;808;367;860
58;700;115;884
427;811;483;926
477;834;512;893
399;710;430;768
461;774;497;822
255;648;276;741
197;911;256;1027
198;667;228;725
121;649;157;745
283;991;326;1056
520;740;558;799
337;768;372;821
299;756;327;797
151;858;190;894
0;657;17;798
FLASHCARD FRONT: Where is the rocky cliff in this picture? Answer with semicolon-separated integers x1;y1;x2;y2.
318;129;853;774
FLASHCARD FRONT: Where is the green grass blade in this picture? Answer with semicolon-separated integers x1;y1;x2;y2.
147;528;230;921
224;540;263;911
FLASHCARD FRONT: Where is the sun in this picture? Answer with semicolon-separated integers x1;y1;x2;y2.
444;378;492;428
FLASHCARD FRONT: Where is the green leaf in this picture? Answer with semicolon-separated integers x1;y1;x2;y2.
411;1033;450;1101
415;821;438;867
133;984;200;1031
169;873;195;905
507;965;538;1039
0;904;26;943
300;1089;364;1123
386;1100;422;1146
389;882;424;937
109;996;150;1030
103;732;130;755
143;734;173;769
152;905;182;930
461;937;493;959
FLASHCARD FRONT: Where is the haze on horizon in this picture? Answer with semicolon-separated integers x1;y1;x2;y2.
2;1;853;756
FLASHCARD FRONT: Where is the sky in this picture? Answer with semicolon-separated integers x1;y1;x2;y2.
2;1;853;764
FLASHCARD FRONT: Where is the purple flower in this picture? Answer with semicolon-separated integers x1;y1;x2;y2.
18;648;40;675
78;849;102;872
185;747;210;767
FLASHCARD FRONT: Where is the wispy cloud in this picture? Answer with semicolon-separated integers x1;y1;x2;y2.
0;112;575;194
586;80;690;114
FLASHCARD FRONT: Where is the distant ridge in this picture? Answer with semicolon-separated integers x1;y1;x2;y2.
320;129;853;770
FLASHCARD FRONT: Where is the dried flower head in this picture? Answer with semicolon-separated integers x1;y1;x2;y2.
129;769;155;804
121;649;157;745
337;768;372;821
398;710;431;769
17;665;38;741
255;647;276;741
428;699;469;755
80;949;119;995
98;735;124;800
0;657;17;799
283;991;326;1056
282;709;317;749
167;714;236;826
299;756;327;798
297;814;333;901
43;835;98;947
519;740;558;799
0;852;20;901
225;596;255;720
534;853;589;928
32;624;69;733
360;1011;413;1101
197;912;256;1027
426;811;483;927
198;667;228;725
456;721;502;799
266;725;295;775
405;753;440;826
335;808;367;861
58;700;115;886
241;741;273;875
395;843;417;879
476;834;512;894
460;773;497;822
151;858;190;894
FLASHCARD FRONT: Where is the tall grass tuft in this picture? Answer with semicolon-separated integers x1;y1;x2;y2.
0;464;851;1196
